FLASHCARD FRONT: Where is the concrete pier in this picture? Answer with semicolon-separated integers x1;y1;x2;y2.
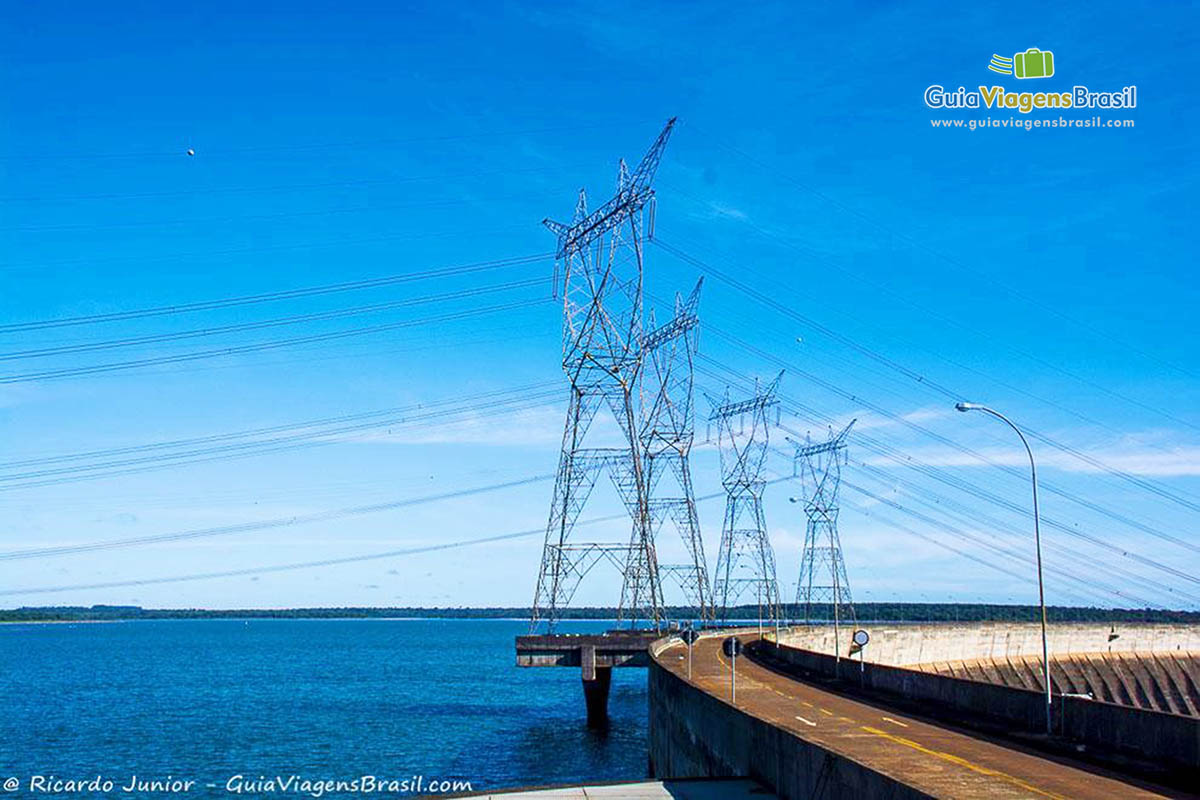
581;645;613;726
516;630;659;726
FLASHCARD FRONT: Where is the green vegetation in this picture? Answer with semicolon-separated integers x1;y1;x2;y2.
2;604;1196;623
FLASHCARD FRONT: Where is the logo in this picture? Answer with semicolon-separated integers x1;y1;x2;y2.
924;47;1136;116
989;48;1055;79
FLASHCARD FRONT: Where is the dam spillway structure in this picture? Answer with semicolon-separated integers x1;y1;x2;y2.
647;621;1200;798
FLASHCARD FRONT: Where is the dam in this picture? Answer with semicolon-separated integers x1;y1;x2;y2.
511;621;1200;798
647;622;1200;798
780;621;1200;716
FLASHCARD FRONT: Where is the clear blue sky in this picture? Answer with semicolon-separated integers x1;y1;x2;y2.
1;1;1196;610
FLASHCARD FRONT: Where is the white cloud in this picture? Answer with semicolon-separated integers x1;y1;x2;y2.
706;202;748;220
0;384;39;411
341;404;566;447
865;442;1200;477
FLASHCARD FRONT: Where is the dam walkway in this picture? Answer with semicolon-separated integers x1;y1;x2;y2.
654;633;1196;799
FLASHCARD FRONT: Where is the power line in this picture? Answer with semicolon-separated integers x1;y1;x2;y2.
0;388;562;490
843;455;1198;606
0;474;555;560
686;280;1200;523
0;477;768;598
702;367;1187;608
0;528;552;597
0;380;558;471
0;298;550;384
698;338;1197;556
693;129;1198;383
1;226;533;274
0;277;546;362
656;236;1200;436
840;478;1164;609
706;359;1200;585
744;390;1186;609
697;365;1198;595
0;253;550;333
1;186;568;235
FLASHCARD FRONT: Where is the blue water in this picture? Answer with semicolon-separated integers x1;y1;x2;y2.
0;619;648;794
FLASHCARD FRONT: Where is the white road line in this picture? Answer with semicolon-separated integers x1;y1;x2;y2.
881;717;909;728
795;715;817;727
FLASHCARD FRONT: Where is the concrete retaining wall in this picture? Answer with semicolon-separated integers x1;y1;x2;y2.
777;622;1200;666
758;638;1200;778
647;637;932;800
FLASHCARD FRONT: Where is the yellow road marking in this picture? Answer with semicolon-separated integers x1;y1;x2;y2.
859;726;1069;800
819;708;834;716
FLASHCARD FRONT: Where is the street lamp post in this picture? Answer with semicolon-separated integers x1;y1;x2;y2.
955;401;1052;735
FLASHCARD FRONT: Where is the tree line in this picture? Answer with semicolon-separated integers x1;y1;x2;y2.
3;603;1197;623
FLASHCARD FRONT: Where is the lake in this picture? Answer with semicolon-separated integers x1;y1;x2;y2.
0;619;649;795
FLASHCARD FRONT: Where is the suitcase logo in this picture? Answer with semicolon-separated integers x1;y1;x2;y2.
988;48;1055;79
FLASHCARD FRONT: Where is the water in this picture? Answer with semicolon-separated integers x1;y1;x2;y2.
0;619;649;794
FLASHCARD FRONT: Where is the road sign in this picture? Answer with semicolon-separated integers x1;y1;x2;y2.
722;636;742;703
852;629;870;647
680;629;700;645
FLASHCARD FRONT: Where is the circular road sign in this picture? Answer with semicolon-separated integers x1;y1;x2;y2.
722;636;743;658
852;629;870;647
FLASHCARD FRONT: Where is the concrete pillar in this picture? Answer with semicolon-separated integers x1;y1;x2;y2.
581;644;612;727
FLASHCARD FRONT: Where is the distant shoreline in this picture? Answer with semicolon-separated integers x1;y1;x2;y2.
0;619;120;625
3;604;1197;624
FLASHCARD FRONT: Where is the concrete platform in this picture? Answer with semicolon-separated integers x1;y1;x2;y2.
458;779;776;799
516;630;662;725
515;631;661;668
651;632;1197;799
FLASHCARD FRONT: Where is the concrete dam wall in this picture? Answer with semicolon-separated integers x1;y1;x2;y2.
776;622;1200;665
776;622;1200;716
646;627;1193;798
647;634;930;800
929;651;1200;716
768;622;1200;776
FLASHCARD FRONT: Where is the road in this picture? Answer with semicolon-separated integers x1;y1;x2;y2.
658;633;1196;799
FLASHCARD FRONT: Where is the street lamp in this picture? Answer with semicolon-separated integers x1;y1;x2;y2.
955;401;1052;735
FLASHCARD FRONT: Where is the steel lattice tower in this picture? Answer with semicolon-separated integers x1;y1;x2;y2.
710;372;784;624
639;280;710;622
529;119;676;633
793;420;856;626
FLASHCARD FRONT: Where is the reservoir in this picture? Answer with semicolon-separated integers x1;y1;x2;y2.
0;618;648;793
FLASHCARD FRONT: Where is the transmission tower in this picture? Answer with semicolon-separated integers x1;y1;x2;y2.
529;119;676;633
709;372;784;624
792;420;856;626
639;280;710;622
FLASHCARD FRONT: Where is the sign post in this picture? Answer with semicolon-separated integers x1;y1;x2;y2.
722;636;743;704
680;628;700;680
850;629;870;688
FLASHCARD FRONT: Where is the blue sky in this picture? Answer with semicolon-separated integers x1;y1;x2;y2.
1;1;1196;610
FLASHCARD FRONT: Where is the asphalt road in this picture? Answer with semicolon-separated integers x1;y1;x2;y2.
658;633;1196;799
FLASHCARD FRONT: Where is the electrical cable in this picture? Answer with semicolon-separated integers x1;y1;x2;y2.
0;253;551;333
